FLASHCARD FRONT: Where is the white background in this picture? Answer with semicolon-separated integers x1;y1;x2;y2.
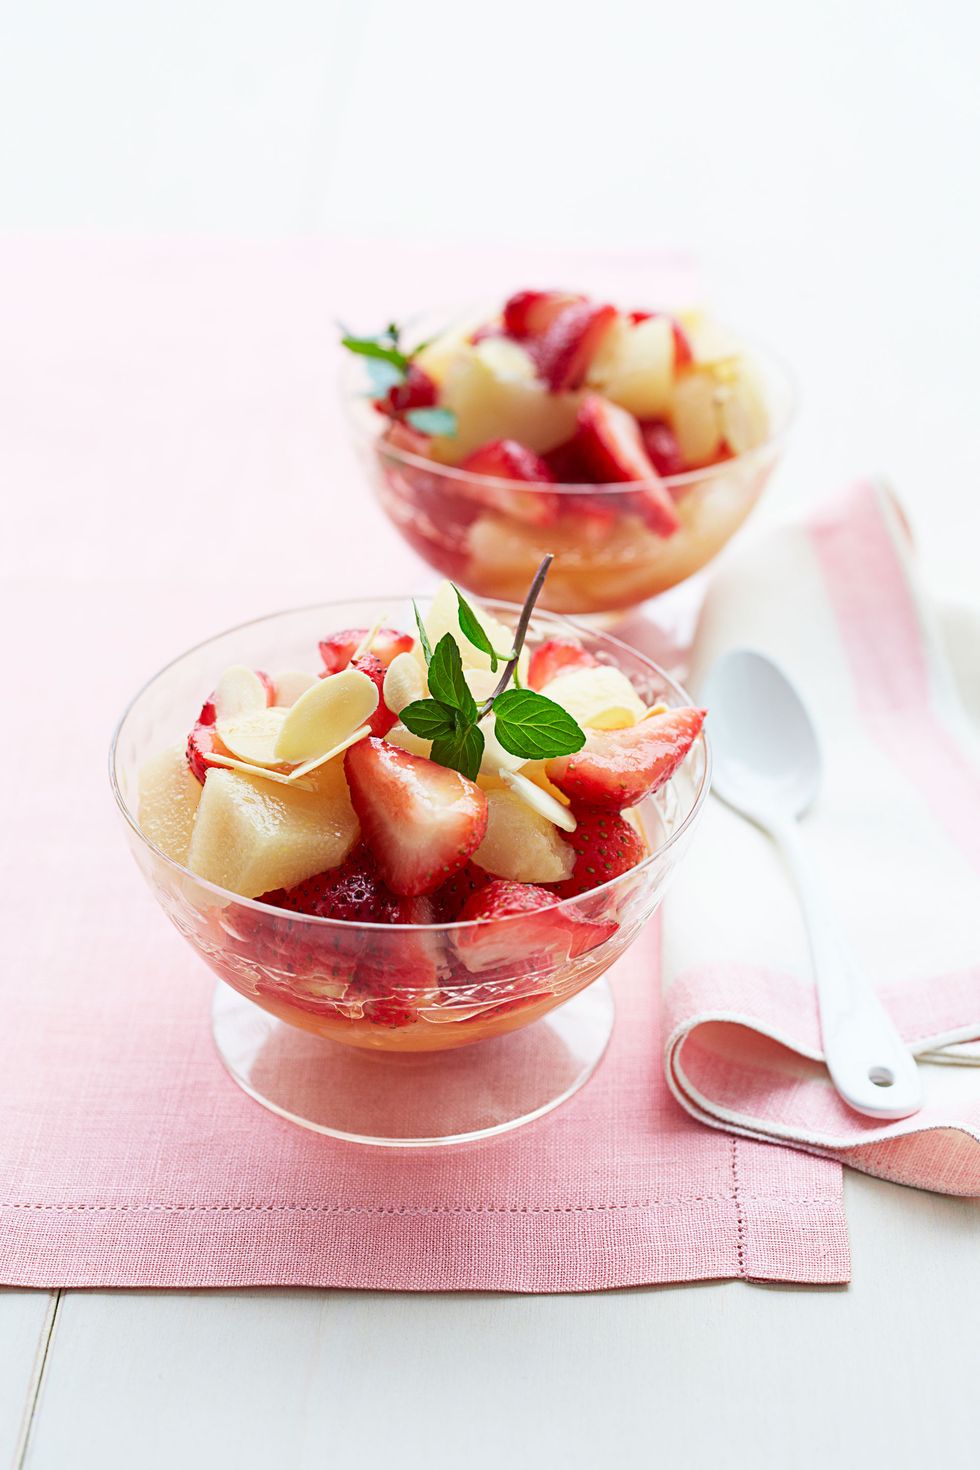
2;2;979;1466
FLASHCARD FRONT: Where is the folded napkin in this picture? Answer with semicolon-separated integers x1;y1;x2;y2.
662;480;980;1195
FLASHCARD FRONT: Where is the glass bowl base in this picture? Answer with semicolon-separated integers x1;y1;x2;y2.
211;979;615;1147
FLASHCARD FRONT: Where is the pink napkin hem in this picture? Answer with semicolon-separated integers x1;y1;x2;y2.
0;1189;849;1290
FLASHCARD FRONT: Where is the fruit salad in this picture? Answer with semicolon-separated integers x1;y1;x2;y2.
342;291;791;614
132;571;707;1052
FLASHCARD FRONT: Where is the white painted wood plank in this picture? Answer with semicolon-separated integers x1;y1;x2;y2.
0;1292;57;1467
24;1177;980;1470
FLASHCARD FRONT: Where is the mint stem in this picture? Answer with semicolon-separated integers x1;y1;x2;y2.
478;554;553;720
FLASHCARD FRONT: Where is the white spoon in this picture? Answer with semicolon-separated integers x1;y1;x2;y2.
702;649;922;1121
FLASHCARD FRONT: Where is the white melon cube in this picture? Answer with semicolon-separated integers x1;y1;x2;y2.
187;766;358;898
669;369;723;466
431;349;579;460
138;746;202;865
541;665;646;730
472;790;575;884
590;315;675;419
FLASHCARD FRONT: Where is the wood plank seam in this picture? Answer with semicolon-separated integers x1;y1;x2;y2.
12;1291;63;1470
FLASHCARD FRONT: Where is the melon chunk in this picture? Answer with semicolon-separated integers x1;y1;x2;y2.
187;766;358;898
541;665;646;730
138;746;202;865
589;315;674;419
472;790;575;884
431;349;580;460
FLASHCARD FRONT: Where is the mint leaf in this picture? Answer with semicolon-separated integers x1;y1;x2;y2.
452;584;506;673
412;601;433;666
364;357;406;396
431;724;485;782
399;699;458;741
427;635;477;722
341;334;411;372
491;689;585;760
406;406;457;437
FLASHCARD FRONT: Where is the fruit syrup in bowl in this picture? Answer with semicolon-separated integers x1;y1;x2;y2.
111;562;710;1145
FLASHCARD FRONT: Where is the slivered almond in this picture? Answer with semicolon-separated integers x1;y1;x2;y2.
275;667;379;764
499;768;577;832
216;707;288;767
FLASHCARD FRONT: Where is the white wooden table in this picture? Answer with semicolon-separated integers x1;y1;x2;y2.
2;3;979;1464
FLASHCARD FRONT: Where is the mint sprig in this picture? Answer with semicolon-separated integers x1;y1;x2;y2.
400;555;586;780
452;584;512;673
340;320;457;437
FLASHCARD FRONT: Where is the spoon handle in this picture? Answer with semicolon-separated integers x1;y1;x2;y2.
768;816;923;1120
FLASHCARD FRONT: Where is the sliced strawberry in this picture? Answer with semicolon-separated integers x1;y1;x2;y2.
550;807;645;898
543;436;594;483
348;652;398;736
639;419;685;478
527;636;598;691
454;879;615;972
459;438;559;526
261;848;438;1027
547;706;706;811
533;303;618;392
376;362;438;418
575;394;680;536
319;626;414;675
670;318;693;369
345;738;489;896
429;860;493;922
503;290;585;339
347;892;440;1026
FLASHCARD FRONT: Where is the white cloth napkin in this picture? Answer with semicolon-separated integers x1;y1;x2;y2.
661;480;980;1195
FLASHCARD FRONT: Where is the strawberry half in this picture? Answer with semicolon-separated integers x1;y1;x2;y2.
345;738;489;896
550;807;645;898
349;651;398;736
458;438;559;526
503;290;584;339
429;860;493;922
576;394;680;536
533;303;618;392
527;636;598;691
454;879;615;972
319;626;414;675
547;706;706;811
380;363;438;417
639;419;685;478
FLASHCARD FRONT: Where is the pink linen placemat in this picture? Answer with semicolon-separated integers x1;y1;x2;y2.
663;481;980;1195
0;238;848;1289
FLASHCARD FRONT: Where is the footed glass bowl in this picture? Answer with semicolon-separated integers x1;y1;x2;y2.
110;599;710;1145
343;311;795;616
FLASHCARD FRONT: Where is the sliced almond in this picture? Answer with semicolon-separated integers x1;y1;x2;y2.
383;650;426;715
203;753;315;791
211;665;269;720
275;667;379;764
353;614;390;660
541;666;646;731
216;707;289;767
285;725;371;781
270;669;318;707
499;768;577;832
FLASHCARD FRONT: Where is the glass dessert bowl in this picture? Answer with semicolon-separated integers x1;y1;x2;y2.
111;580;710;1145
342;291;795;615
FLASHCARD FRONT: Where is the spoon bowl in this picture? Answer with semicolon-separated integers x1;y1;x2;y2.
703;649;821;820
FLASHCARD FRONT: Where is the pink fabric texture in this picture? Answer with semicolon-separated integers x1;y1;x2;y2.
664;483;980;1195
0;238;848;1289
